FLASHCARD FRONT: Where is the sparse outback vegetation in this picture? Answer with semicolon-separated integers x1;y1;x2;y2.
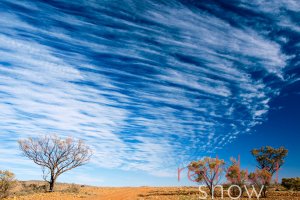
18;135;92;192
0;142;295;200
248;169;272;198
0;170;17;199
282;177;300;191
4;186;300;200
225;157;248;197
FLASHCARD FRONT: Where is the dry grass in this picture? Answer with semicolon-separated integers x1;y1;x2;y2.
3;183;300;200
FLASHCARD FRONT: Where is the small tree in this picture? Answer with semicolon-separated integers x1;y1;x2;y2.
0;170;17;199
188;157;225;197
251;146;288;175
226;158;248;197
18;135;92;192
248;169;272;198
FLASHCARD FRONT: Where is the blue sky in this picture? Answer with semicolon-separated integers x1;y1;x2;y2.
0;0;299;186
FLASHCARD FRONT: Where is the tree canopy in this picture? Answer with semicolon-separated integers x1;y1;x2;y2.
251;146;288;175
19;135;92;192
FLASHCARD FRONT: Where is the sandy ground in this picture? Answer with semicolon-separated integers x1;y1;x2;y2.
5;186;300;200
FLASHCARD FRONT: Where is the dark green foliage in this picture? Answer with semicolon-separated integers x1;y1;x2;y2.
281;178;300;191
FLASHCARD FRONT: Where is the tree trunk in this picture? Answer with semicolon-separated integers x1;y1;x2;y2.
49;177;56;192
209;183;213;199
263;186;267;198
260;184;268;198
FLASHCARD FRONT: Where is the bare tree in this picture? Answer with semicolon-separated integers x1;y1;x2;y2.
18;135;92;192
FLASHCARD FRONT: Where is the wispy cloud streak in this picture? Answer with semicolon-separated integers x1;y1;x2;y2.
0;0;298;179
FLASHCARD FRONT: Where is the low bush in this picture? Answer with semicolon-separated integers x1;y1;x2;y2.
282;177;300;191
22;183;48;193
62;184;80;193
0;170;17;199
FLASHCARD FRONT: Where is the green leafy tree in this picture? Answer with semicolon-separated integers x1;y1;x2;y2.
251;146;288;175
188;157;225;197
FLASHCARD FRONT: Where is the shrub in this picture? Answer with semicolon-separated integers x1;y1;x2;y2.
281;177;300;191
22;183;48;193
63;184;80;193
248;169;272;198
0;170;17;199
226;158;248;197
